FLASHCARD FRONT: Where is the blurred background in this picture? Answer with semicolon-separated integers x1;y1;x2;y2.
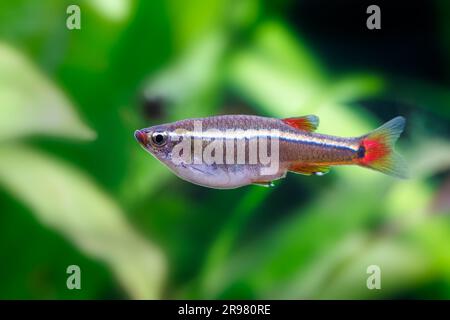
1;0;450;299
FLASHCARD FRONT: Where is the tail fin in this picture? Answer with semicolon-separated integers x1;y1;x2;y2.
356;116;408;179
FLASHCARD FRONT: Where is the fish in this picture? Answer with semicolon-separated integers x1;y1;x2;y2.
134;114;408;189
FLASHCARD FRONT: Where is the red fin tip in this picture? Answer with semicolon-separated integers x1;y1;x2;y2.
282;115;319;132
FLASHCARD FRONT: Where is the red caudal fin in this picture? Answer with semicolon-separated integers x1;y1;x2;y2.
356;116;409;179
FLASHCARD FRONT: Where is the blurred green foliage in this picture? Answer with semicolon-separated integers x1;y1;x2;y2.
1;0;450;299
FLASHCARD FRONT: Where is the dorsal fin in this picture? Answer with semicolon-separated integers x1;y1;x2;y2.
282;115;319;132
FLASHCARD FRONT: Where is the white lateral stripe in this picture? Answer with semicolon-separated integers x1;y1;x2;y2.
168;130;359;152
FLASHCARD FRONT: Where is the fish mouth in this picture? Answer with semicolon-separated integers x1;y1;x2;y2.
134;130;148;145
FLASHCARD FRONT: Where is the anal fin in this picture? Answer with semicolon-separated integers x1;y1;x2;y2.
252;180;275;187
288;164;330;176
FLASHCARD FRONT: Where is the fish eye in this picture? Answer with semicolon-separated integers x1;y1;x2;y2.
151;131;168;147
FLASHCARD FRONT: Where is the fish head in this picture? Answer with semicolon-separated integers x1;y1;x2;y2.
134;120;238;188
134;119;198;165
134;123;178;162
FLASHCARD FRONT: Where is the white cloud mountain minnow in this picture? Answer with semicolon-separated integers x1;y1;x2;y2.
134;115;408;189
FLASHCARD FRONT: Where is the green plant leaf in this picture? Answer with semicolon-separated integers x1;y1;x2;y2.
203;179;382;298
206;137;447;299
315;234;431;299
87;0;133;22
199;187;271;297
389;78;450;120
0;144;166;299
166;0;229;51
227;20;384;118
142;31;227;118
0;42;95;141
